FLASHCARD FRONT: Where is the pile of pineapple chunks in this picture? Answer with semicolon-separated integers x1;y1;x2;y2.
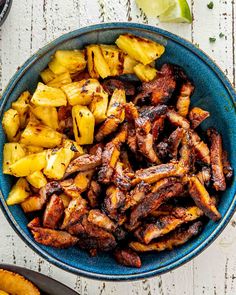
2;34;165;207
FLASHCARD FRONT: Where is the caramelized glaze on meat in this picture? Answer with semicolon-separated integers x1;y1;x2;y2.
189;176;221;221
43;194;64;229
114;248;141;268
129;221;202;252
207;128;226;191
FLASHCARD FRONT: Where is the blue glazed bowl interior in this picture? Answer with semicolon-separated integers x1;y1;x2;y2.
0;23;236;280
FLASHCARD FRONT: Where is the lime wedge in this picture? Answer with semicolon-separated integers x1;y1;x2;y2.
159;0;192;23
136;0;175;17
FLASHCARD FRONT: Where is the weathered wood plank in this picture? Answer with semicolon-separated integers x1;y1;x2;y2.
0;0;235;294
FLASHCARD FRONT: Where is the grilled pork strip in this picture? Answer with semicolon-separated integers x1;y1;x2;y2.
43;194;64;229
207;128;226;191
189;176;221;221
129;182;184;228
129;221;202;252
114;248;141;268
134;206;203;244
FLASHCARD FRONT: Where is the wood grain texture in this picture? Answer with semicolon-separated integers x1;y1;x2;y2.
0;0;235;294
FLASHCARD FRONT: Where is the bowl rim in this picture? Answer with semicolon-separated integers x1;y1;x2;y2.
0;22;236;281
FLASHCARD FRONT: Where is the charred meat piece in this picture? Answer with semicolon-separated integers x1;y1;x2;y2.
102;79;136;96
124;102;139;122
129;182;184;228
28;217;41;229
43;194;64;229
176;82;194;117
134;206;203;244
87;180;101;208
104;185;126;221
139;105;168;122
135;117;161;164
60;170;94;198
39;181;62;199
111;124;128;147
179;131;193;173
65;144;102;177
135;64;176;105
129;221;202;252
30;227;78;248
132;163;185;185
189;107;210;129
123;181;151;212
113;161;132;191
114;248;141;268
151;177;180;193
166;109;190;129
207;128;226;191
150;204;175;217
77;216;117;252
222;151;233;181
152;115;166;141
189;176;221;221
61;196;88;230
87;209;117;232
197;167;211;187
95;116;122;142
167;128;184;158
127;125;137;153
190;131;210;164
98;142;120;183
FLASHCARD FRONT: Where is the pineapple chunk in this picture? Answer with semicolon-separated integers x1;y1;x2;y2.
47;72;72;88
72;105;95;145
31;82;67;107
89;93;108;124
6;178;31;205
40;68;56;84
21;145;44;155
123;54;138;74
134;63;157;82
48;57;68;75
54;50;87;74
59;193;71;208
43;147;74;180
3;143;26;174
86;45;111;79
107;89;126;120
30;106;59;130
10;152;46;177
21;123;62;148
11;91;30;128
62;79;105;106
116;34;165;65
21;194;46;213
2;108;20;142
100;45;124;76
26;171;47;188
62;139;84;158
74;170;94;193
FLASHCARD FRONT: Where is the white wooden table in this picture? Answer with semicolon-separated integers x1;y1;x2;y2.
0;0;236;294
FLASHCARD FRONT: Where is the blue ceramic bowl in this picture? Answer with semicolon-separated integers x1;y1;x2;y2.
0;23;236;281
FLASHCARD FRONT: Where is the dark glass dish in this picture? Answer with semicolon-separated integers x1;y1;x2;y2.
0;0;12;26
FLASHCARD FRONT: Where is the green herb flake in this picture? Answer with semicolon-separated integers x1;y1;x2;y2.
219;32;225;38
195;43;200;48
209;37;216;43
207;2;214;9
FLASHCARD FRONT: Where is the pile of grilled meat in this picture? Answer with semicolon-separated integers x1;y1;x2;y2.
28;64;233;268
